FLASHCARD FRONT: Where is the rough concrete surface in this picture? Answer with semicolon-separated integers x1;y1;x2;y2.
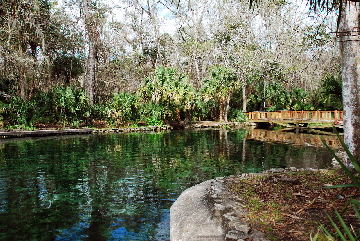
0;129;94;138
170;177;270;241
170;180;225;241
170;168;324;240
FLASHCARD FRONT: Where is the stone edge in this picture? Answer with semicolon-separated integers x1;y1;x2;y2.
171;167;329;241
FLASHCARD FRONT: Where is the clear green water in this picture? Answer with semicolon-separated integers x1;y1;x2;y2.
0;129;332;241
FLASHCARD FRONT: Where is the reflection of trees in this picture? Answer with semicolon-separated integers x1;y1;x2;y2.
0;138;97;240
219;129;229;160
0;135;182;240
0;129;334;240
87;163;110;241
242;137;333;171
136;130;250;187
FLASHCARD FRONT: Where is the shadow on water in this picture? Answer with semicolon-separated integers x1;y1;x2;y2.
0;129;334;240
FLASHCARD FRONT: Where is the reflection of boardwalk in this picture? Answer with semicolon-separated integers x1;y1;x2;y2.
247;129;342;149
246;110;343;126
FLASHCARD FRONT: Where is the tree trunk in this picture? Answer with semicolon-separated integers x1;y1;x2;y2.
339;1;360;164
85;42;96;105
219;96;230;122
82;0;97;105
219;100;225;122
242;77;247;112
18;50;29;101
19;67;28;101
224;95;230;122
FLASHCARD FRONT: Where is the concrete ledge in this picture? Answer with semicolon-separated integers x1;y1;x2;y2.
0;129;94;138
170;180;225;241
171;168;330;241
170;178;270;241
0;125;172;139
186;121;255;129
0;122;253;139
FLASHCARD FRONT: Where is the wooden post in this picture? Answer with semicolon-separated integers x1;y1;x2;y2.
335;110;338;122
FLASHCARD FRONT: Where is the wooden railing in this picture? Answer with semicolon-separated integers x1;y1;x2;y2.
246;110;343;124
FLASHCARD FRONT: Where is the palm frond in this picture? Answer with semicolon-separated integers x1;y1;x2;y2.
327;212;348;241
321;131;360;189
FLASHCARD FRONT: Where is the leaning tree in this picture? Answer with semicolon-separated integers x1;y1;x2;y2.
336;0;360;164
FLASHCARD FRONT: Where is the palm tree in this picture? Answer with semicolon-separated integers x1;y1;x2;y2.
251;0;360;164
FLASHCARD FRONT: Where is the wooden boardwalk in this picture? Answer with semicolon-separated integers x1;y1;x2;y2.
246;110;343;126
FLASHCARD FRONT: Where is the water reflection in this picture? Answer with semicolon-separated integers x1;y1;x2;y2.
247;128;342;149
0;129;333;240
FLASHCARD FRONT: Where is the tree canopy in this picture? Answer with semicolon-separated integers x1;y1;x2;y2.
0;0;341;127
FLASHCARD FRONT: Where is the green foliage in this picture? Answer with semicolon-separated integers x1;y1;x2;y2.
247;78;292;111
247;66;290;111
290;87;313;111
246;70;343;112
37;86;91;124
51;55;84;83
324;204;360;241
246;71;263;111
139;66;195;122
317;131;360;241
2;96;31;127
146;116;164;126
91;103;110;122
202;65;238;99
228;108;249;122
137;101;166;126
310;226;335;241
322;131;360;189
315;74;342;110
0;66;344;127
265;81;291;111
192;97;218;121
2;86;91;127
201;65;239;121
109;92;138;123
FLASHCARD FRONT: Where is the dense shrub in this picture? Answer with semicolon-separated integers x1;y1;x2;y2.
201;66;239;121
107;92;139;125
137;101;167;126
2;96;31;127
2;86;91;127
138;66;195;122
51;55;84;83
228;108;249;122
0;67;343;128
191;97;218;121
313;74;342;110
247;80;292;111
290;87;313;111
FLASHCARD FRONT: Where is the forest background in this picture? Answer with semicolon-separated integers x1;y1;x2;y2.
0;0;343;128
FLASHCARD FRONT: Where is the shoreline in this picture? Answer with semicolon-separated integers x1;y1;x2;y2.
0;121;255;139
170;167;331;241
